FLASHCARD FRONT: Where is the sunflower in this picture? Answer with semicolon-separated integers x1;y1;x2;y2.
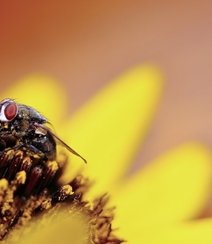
0;64;212;244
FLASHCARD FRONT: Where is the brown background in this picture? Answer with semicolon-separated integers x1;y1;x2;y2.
1;0;212;215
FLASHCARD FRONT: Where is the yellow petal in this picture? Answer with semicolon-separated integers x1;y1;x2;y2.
61;64;164;197
143;219;212;244
1;74;67;126
113;143;212;242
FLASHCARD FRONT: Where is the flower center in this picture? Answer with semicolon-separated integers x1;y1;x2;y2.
0;162;123;243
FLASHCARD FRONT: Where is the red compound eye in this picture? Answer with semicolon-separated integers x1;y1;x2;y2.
5;102;18;120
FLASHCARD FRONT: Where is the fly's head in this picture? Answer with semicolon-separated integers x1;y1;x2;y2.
0;98;48;153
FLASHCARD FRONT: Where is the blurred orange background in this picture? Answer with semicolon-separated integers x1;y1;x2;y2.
1;0;212;214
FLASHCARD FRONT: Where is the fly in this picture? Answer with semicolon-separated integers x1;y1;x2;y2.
0;98;86;195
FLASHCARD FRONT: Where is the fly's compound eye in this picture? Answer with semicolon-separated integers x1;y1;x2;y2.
5;102;18;120
0;99;18;122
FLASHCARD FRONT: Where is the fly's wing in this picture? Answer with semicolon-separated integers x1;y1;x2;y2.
33;122;87;164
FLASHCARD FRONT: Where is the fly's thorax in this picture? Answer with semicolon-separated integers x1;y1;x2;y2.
16;104;47;124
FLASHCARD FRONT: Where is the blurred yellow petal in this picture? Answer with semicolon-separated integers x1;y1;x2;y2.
143;219;212;244
113;143;212;242
1;74;67;126
61;65;164;198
